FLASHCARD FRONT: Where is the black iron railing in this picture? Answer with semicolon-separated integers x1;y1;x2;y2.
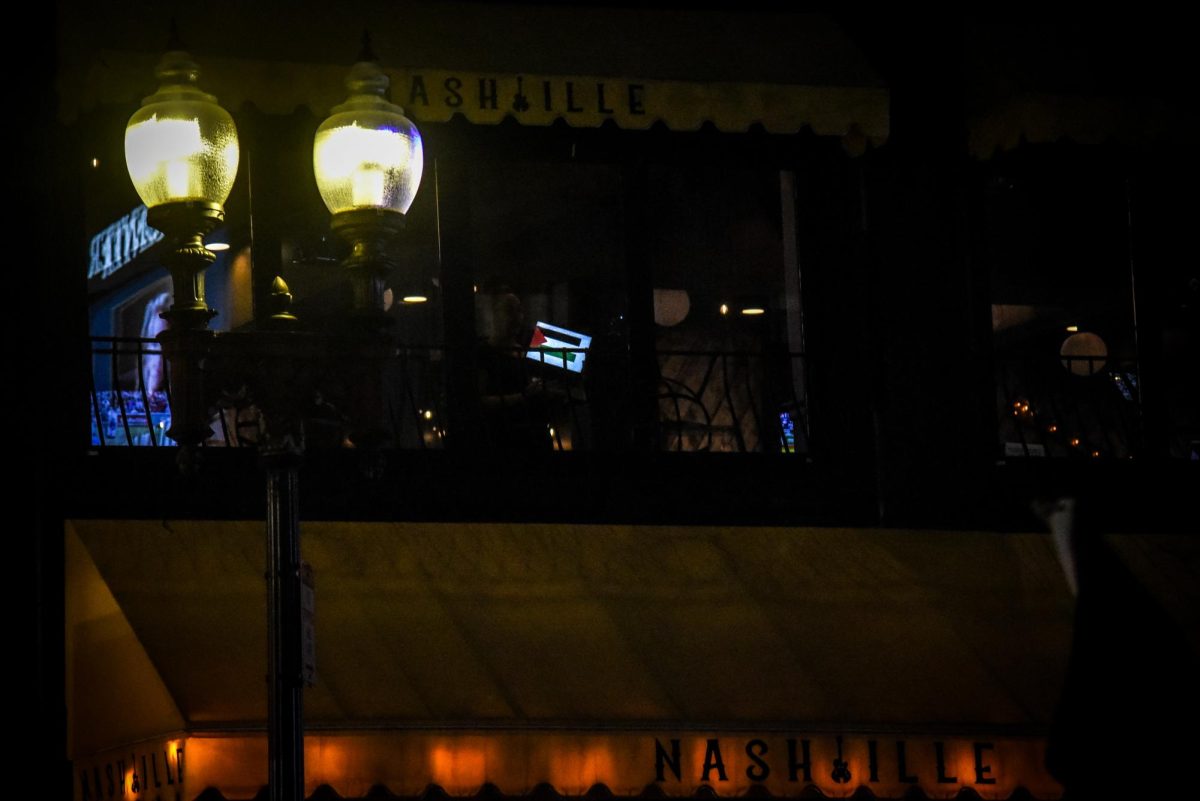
88;337;811;455
91;337;1175;460
655;349;809;454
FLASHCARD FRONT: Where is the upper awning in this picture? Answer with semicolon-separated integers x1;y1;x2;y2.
72;52;889;142
55;4;887;143
67;520;1076;800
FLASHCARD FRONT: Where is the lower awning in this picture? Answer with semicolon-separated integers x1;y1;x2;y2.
68;520;1075;801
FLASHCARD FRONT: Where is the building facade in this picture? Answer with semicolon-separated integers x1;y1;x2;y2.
28;4;1198;800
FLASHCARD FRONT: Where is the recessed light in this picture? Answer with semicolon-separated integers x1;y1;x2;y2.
740;307;765;316
402;295;428;304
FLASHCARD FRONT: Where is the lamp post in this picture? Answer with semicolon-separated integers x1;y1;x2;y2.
313;37;425;455
127;35;424;801
124;45;239;453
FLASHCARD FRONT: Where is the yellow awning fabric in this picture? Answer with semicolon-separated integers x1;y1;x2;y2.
68;520;1074;800
56;5;886;142
66;51;887;143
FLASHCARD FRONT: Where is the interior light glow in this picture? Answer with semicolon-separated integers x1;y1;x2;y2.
402;295;428;304
206;242;230;252
740;307;765;316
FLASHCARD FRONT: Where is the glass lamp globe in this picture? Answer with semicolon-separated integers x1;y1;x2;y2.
124;50;239;209
313;59;423;216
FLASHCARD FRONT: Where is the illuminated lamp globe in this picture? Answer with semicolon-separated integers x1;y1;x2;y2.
124;50;239;210
1060;331;1107;376
313;60;423;216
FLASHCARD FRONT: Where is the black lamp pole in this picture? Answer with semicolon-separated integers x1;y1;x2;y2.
265;446;305;801
128;39;312;801
131;34;421;801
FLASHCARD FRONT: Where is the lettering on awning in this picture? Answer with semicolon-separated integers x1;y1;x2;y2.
651;735;1016;794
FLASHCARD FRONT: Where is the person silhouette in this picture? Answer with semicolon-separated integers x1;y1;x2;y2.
477;291;552;451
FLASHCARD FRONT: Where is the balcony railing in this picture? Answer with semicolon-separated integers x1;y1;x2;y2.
90;338;1188;461
994;353;1142;459
89;337;810;455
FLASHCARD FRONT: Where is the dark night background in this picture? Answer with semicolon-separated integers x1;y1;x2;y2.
15;4;1198;799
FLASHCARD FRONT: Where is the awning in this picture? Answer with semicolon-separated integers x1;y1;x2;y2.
55;4;887;143
68;520;1075;800
960;18;1188;158
968;92;1180;157
73;53;888;142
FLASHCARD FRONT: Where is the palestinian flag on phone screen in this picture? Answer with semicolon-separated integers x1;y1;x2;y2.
527;321;592;373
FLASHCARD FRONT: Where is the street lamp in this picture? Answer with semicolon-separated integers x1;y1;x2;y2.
313;37;425;456
125;43;239;451
125;35;422;801
313;35;423;314
125;47;239;329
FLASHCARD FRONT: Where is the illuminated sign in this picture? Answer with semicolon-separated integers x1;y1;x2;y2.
88;205;163;281
74;730;1060;801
